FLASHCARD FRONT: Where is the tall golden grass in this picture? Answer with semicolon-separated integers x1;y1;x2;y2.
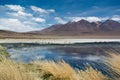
104;52;120;79
0;56;38;80
77;67;109;80
33;60;78;80
105;53;120;71
0;56;110;80
32;60;109;80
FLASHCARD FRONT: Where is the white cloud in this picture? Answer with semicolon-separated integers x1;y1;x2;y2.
0;18;40;32
100;17;109;21
68;16;109;22
31;6;47;13
6;6;46;23
7;11;32;17
5;5;24;11
86;17;101;22
4;5;33;18
48;9;55;13
0;5;49;32
54;17;67;24
30;6;55;14
48;24;53;26
69;17;101;22
111;15;120;21
32;17;46;23
69;17;84;22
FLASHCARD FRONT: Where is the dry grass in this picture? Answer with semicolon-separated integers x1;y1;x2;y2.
31;60;109;80
104;52;120;79
0;56;37;80
105;53;120;72
77;67;109;80
32;61;77;80
0;56;110;80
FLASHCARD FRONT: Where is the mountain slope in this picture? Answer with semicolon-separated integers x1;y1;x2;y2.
0;30;33;38
0;19;120;39
30;19;120;36
100;20;120;31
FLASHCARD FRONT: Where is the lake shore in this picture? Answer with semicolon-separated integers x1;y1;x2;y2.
0;39;120;44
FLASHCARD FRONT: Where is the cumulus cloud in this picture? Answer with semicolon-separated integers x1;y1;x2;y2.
100;17;109;21
4;5;33;18
30;6;55;14
54;17;67;24
0;18;40;32
48;9;55;13
86;17;101;22
111;15;120;21
5;5;24;11
68;16;103;22
31;17;46;23
48;24;53;26
67;15;120;22
7;11;33;17
0;4;54;32
67;16;110;22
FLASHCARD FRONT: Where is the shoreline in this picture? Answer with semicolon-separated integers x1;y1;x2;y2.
0;39;120;44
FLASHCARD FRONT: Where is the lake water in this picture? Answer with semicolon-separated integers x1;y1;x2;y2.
2;42;120;76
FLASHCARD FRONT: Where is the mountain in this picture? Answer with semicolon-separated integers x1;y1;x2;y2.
30;19;120;36
100;20;120;31
31;19;98;35
0;19;120;39
0;30;19;38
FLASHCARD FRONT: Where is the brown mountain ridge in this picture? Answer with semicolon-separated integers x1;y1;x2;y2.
0;19;120;39
30;19;120;36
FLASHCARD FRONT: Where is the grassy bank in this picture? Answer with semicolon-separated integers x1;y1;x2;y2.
0;45;9;57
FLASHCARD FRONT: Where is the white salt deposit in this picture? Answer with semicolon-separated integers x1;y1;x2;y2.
0;39;120;44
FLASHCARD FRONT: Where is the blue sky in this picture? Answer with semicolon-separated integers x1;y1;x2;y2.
0;0;120;32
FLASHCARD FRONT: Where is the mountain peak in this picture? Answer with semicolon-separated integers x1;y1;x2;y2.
104;19;120;24
78;19;90;23
100;19;120;31
27;20;120;36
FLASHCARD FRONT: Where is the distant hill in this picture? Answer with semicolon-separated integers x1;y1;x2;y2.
0;19;120;39
0;30;33;39
29;19;120;36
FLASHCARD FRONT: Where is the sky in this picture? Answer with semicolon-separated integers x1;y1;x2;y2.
0;0;120;32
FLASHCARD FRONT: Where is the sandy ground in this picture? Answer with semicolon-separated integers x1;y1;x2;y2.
0;39;120;44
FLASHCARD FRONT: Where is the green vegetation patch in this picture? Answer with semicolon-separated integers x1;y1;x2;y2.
0;45;9;57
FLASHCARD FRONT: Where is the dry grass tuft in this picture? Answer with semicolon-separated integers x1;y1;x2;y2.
105;52;120;72
0;56;37;80
32;60;109;80
77;66;109;80
0;56;110;80
33;60;77;80
104;52;120;79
